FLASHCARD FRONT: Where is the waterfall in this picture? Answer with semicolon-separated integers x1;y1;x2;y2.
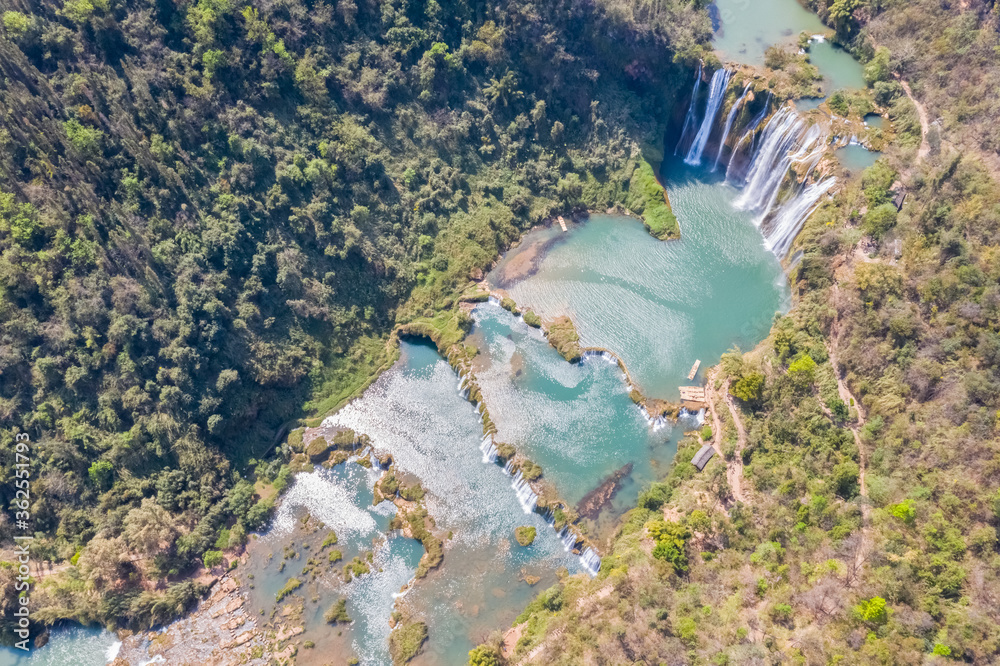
726;91;772;180
712;83;752;172
734;107;826;220
580;547;601;576
728;103;835;257
685;68;732;166
764;177;836;257
674;62;703;155
479;436;498;464
733;107;802;216
559;527;579;551
511;471;538;514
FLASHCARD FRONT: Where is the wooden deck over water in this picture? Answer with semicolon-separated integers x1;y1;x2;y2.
679;385;706;411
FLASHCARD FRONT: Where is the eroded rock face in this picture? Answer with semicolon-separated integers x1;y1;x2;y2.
116;571;274;666
575;462;634;520
306;436;333;461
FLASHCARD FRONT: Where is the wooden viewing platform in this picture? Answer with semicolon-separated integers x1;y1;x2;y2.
679;386;706;411
557;216;568;232
687;360;700;380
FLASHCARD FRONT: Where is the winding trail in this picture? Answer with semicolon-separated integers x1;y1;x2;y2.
705;370;748;505
826;294;872;583
723;380;749;502
896;76;931;161
506;584;614;664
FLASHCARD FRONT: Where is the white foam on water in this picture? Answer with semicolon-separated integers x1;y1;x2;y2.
105;641;122;662
258;466;380;543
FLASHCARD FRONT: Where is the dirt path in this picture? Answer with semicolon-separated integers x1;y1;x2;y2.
705;371;748;505
507;584;614;664
722;380;749;502
826;293;872;583
827;342;869;506
896;76;931;161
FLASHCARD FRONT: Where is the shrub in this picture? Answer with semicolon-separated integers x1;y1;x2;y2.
862;203;898;239
202;550;224;568
2;11;29;36
649;520;691;573
389;621;428;664
468;645;502;666
864;46;892;86
245;499;275;531
495;442;516;462
638;482;671;511
88;460;114;491
305;437;333;462
324;598;351;624
522;310;541;327
888;499;916;525
514;526;536;546
275;577;302;602
831;460;860;498
770;603;793;623
271;465;292;493
520;460;542;481
788;354;817;387
674;615;697;646
399;483;426;502
64;119;104;158
852;596;888;626
731;372;764;405
933;643;952;657
546;317;582;362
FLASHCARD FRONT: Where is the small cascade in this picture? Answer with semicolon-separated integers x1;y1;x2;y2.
511;471;538;514
487;294;501;307
580;547;601;576
713;82;752;171
636;402;668;432
480;436;498;464
764;177;836;257
581;349;618;366
685;68;732;166
726;91;772;180
559;526;579;551
675;62;703;155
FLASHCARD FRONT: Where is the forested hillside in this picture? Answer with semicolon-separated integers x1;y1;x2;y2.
0;0;710;640
488;2;1000;665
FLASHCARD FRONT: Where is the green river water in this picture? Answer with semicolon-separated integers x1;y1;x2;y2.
490;163;789;401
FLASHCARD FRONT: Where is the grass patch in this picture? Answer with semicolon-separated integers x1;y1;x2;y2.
627;156;678;241
546;317;582;363
389;620;428;664
324;598;351;624
515;526;537;546
275;577;302;602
